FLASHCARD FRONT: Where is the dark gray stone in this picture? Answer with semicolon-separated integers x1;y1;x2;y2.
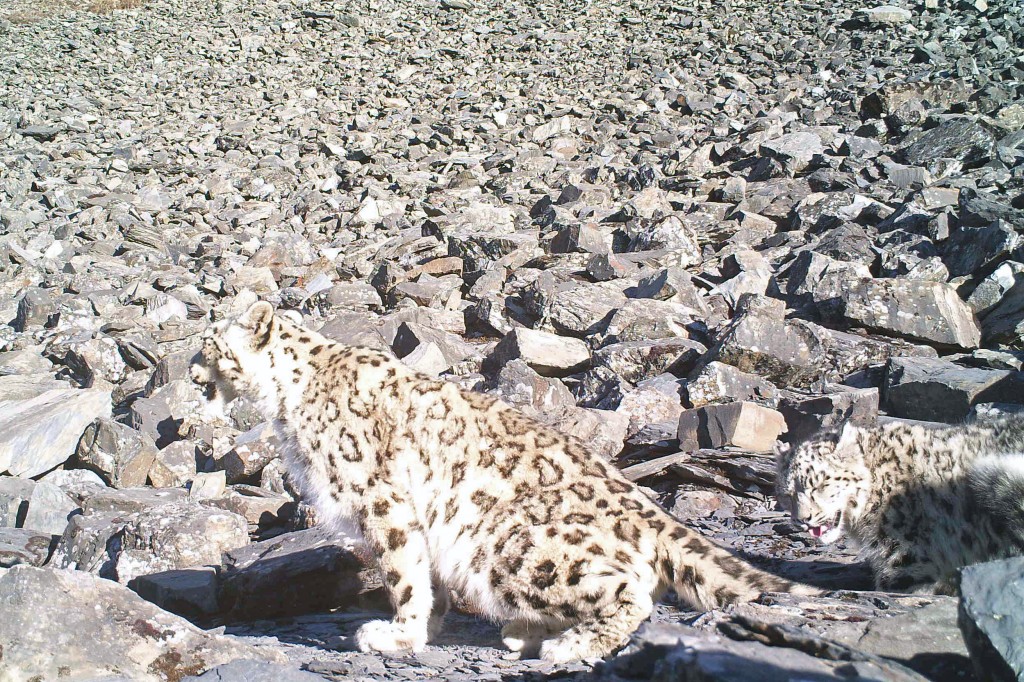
883;356;1024;422
958;557;1024;682
609;620;928;682
218;527;384;621
779;388;879;443
942;220;1020;278
902;117;996;168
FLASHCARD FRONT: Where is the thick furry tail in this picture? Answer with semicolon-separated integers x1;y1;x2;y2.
656;523;821;610
970;454;1024;545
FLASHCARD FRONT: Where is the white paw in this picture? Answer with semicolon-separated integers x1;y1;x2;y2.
501;621;553;658
355;619;426;653
539;637;586;665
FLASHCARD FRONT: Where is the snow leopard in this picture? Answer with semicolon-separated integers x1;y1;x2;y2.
776;418;1024;594
190;302;817;663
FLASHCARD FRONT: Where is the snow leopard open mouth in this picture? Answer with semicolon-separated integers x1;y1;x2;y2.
807;511;842;542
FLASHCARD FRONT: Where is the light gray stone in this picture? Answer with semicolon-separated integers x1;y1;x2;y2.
485;327;590;377
0;376;111;477
686;362;778;409
0;527;54;568
213;422;279;484
114;501;248;584
678;401;787;452
184;659;325;682
838;278;981;350
75;418;158;488
22;480;78;535
599;299;698;346
0;565;280;681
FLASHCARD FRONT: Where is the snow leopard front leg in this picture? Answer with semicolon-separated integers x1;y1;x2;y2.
355;495;436;653
875;549;941;594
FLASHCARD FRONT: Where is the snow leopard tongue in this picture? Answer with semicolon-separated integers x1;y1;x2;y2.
809;524;830;538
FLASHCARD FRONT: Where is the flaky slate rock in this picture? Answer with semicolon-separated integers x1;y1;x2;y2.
484;327;590;377
608;621;928;682
75;418;158;489
218;526;383;621
883;356;1024;422
837;278;981;350
719;592;967;681
0;565;279;681
902;117;996;168
958;557;1024;682
0;375;111;478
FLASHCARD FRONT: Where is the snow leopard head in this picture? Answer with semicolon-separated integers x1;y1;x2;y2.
775;422;870;545
190;301;286;415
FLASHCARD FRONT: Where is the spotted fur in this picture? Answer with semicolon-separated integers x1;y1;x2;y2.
776;419;1024;594
192;302;815;662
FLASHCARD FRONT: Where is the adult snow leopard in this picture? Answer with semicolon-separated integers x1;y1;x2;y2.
191;302;816;662
777;418;1024;594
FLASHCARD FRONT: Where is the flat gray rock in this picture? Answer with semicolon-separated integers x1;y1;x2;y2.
0;527;55;568
0;376;111;478
183;659;325;682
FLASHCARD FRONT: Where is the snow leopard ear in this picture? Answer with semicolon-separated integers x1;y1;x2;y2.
280;309;303;325
238;301;275;348
836;420;859;449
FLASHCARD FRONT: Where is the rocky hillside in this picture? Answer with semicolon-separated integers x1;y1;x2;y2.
0;0;1022;679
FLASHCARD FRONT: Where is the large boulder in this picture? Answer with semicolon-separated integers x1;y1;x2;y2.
52;499;249;584
0;375;111;478
836;278;981;350
883;356;1024;422
0;565;281;681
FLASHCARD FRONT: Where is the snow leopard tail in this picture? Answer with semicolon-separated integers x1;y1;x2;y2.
656;522;822;610
969;454;1024;547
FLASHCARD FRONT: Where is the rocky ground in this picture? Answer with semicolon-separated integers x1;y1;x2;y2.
1;0;1022;679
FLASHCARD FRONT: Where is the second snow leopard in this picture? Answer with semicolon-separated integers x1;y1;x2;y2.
776;418;1024;594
